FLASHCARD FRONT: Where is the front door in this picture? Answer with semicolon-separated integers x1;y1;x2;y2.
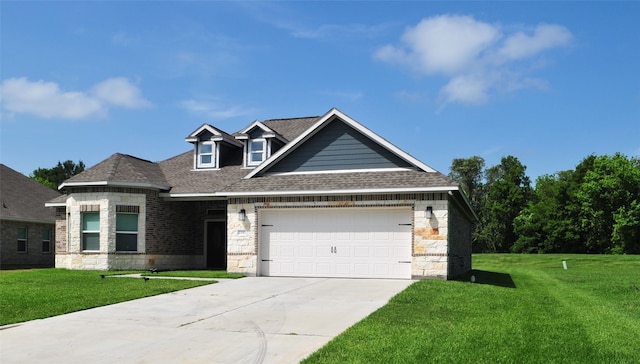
206;221;226;269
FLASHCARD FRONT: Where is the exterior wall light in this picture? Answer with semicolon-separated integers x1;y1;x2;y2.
239;208;247;222
426;206;433;219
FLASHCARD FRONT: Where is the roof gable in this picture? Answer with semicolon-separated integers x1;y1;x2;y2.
234;120;288;143
0;164;61;223
265;117;413;173
245;108;436;178
185;123;242;147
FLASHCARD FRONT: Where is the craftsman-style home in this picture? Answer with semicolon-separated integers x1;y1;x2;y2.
48;108;475;279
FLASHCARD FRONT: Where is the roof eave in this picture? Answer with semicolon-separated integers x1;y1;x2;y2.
59;181;171;191
220;186;459;197
0;216;56;224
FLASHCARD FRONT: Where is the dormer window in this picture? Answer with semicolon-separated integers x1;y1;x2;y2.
248;139;266;166
197;141;215;168
235;121;288;168
186;124;243;170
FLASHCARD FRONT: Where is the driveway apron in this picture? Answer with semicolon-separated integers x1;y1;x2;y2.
0;277;414;364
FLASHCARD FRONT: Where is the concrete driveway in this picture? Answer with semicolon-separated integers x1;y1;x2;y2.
0;277;414;364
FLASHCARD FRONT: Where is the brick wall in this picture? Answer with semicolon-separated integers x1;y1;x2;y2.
1;220;55;268
447;197;473;278
55;207;67;253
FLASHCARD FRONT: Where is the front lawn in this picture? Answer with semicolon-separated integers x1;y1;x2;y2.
0;269;217;326
303;254;640;363
141;270;244;279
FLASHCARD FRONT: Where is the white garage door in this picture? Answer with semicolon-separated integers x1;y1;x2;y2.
259;208;412;279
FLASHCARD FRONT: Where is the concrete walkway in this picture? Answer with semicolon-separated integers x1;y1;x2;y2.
0;277;414;364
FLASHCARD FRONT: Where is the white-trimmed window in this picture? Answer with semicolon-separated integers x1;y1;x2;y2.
17;227;27;253
42;229;51;253
116;213;138;252
248;139;266;166
82;212;100;251
197;141;215;168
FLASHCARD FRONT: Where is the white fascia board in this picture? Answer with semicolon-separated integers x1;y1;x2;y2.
238;120;271;135
59;181;171;191
45;201;66;207
185;124;242;146
244;107;437;179
237;122;287;144
221;185;459;197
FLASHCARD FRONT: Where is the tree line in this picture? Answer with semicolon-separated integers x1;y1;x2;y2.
449;153;640;254
30;160;85;190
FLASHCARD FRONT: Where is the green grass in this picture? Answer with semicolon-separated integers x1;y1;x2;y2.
141;270;244;279
303;254;640;364
0;269;216;326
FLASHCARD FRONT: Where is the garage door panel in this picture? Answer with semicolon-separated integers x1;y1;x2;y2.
354;247;369;257
374;247;390;257
260;208;412;279
299;246;314;257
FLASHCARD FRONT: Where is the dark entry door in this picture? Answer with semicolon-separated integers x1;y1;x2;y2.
206;221;226;269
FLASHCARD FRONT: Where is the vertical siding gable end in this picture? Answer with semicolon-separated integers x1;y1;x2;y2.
267;118;412;173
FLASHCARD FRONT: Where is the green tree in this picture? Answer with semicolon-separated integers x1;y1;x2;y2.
513;171;583;253
575;153;640;253
476;156;532;252
30;160;85;190
448;156;485;213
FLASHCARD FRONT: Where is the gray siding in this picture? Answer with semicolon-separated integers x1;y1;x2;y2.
248;129;266;139
267;118;412;173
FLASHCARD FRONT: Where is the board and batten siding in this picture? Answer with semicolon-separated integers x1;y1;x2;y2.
268;118;412;173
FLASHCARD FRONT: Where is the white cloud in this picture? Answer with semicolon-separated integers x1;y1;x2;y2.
0;77;152;120
180;97;255;120
498;24;573;61
375;15;573;106
92;77;152;108
0;78;105;119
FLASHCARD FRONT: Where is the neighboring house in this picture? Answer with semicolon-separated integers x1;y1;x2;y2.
47;108;476;279
1;164;61;268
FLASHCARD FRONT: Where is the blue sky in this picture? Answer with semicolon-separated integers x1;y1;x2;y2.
1;1;638;182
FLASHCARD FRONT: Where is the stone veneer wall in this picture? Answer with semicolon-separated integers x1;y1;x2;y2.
447;197;473;279
55;187;224;270
226;193;452;279
1;220;55;268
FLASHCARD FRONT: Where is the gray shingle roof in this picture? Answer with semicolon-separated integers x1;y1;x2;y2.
263;116;320;141
223;170;457;194
59;113;459;196
0;164;61;223
158;151;249;194
63;153;170;189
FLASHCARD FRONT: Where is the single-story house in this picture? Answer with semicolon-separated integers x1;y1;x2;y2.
47;108;475;279
1;164;61;268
